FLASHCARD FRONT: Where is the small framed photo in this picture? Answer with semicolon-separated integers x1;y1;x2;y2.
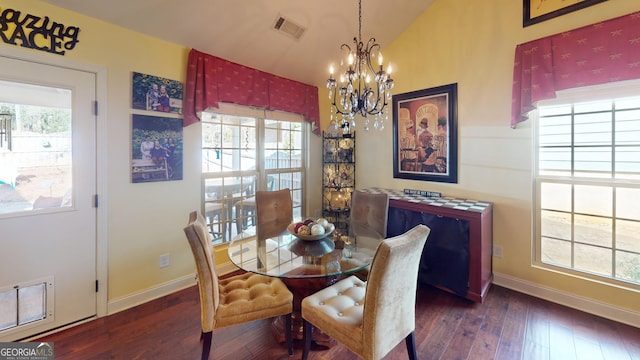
392;83;458;184
132;72;184;114
523;0;607;27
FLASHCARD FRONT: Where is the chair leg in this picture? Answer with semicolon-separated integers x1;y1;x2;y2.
285;313;293;356
235;205;243;234
202;331;212;360
302;320;312;360
405;331;417;360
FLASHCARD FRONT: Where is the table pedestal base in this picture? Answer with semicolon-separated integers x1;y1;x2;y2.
270;276;340;348
270;314;335;348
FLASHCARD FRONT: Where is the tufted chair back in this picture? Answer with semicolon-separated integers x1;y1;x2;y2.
350;190;389;238
184;211;220;332
184;211;294;359
255;188;293;239
301;224;430;360
362;224;430;359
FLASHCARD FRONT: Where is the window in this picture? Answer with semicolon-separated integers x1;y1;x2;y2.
0;80;73;216
535;83;640;286
201;104;305;244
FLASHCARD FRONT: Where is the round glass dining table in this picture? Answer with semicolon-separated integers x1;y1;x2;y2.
228;217;383;346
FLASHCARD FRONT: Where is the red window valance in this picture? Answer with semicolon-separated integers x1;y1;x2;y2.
184;49;320;134
511;11;640;128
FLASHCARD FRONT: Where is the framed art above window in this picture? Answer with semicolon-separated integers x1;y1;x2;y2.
523;0;608;27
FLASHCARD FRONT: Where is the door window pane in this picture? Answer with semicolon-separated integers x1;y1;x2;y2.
0;81;72;215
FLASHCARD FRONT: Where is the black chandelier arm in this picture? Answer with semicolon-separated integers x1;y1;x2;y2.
330;85;390;118
330;86;358;116
364;39;381;71
340;43;352;54
365;38;379;54
358;87;388;116
330;80;390;116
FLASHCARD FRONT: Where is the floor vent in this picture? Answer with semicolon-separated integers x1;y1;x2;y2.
273;15;305;40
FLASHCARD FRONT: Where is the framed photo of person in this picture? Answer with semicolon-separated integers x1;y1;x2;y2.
131;72;184;114
392;83;458;183
131;115;183;183
523;0;607;27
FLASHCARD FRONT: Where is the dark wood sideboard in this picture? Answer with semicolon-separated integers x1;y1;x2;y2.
360;188;493;303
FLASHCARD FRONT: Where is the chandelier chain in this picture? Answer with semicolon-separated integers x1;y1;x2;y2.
358;0;362;43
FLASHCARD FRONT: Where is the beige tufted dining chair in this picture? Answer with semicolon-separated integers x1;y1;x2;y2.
255;188;293;240
300;224;431;360
350;190;389;238
350;190;390;281
234;175;276;233
183;211;294;359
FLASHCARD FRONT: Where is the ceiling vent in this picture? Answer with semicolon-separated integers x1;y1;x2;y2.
273;15;305;40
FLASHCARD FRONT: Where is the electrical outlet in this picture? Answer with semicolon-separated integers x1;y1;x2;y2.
493;246;503;258
159;253;170;268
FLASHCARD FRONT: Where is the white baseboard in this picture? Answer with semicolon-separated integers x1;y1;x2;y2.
107;274;197;315
493;272;640;328
217;262;241;276
106;263;241;315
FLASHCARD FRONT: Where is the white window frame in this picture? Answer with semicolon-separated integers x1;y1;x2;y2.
201;103;307;245
533;79;640;289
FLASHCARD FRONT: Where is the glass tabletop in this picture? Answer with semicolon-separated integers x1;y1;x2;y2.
228;217;383;279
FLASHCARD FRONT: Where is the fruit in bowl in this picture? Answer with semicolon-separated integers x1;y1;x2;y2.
324;222;336;234
293;223;311;235
287;218;335;240
310;224;325;236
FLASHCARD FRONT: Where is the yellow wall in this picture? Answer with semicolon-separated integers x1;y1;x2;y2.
318;0;640;315
2;0;639;321
0;0;323;306
0;0;198;301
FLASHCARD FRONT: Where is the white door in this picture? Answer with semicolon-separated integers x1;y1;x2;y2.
0;55;97;341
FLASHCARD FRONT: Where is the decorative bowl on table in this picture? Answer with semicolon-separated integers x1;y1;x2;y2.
287;218;336;241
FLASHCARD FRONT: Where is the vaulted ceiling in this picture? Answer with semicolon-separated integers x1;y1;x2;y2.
41;0;436;86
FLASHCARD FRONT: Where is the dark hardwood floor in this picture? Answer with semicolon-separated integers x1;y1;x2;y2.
35;281;640;360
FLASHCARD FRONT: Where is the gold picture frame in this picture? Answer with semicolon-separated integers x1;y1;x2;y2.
523;0;608;27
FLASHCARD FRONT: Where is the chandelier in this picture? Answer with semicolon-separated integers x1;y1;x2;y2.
326;0;394;132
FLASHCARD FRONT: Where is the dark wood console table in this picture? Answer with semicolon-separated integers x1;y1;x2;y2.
361;188;493;303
